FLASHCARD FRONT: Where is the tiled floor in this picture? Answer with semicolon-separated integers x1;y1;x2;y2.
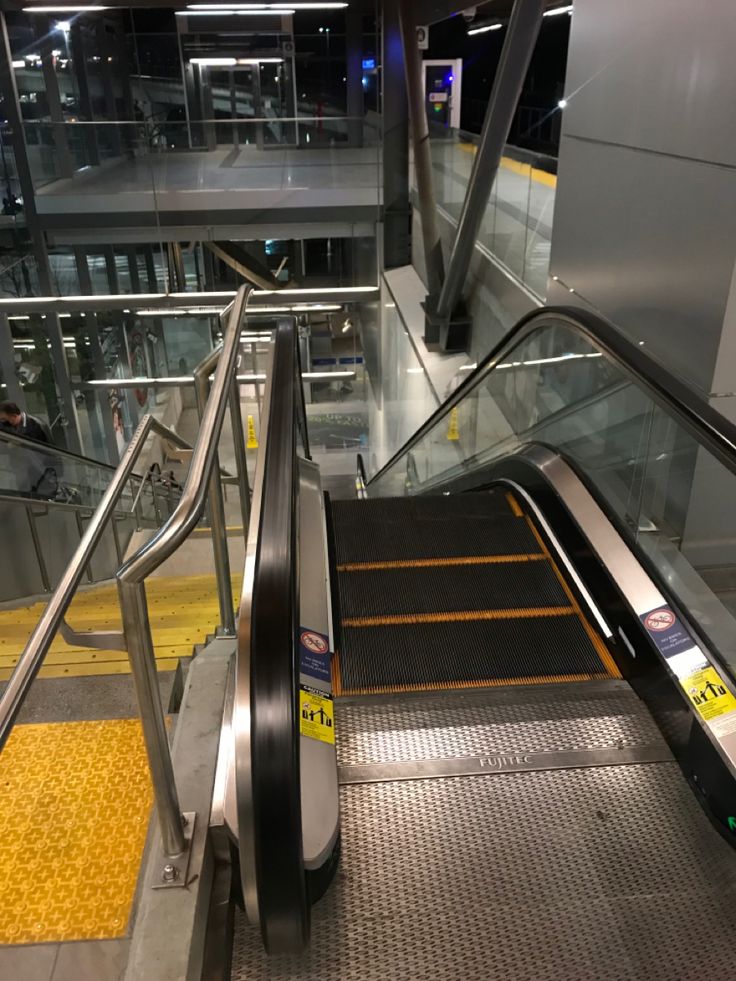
0;938;129;981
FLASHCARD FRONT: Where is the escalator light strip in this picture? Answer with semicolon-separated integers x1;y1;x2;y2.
523;515;623;681
506;492;524;517
342;607;576;628
337;553;546;572
334;670;611;696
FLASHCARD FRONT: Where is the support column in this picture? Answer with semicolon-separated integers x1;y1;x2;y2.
346;2;364;148
397;0;444;300
74;246;119;462
435;0;546;337
382;0;410;269
0;313;25;407
95;19;122;156
127;247;142;293
143;245;158;291
104;245;120;294
69;19;100;166
36;16;74;179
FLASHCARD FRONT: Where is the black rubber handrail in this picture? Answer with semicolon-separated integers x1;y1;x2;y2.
367;306;736;486
249;320;309;953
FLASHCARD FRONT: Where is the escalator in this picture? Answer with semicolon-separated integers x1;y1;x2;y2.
0;426;182;602
223;306;736;980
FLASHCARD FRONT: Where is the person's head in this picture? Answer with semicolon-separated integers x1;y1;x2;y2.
0;401;22;429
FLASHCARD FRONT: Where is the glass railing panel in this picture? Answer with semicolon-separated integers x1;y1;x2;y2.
19;118;381;207
356;284;440;479
424;127;557;300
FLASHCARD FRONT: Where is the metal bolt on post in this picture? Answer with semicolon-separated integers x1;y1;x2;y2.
162;864;179;883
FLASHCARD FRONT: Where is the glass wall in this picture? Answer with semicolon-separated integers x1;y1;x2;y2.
425;130;557;300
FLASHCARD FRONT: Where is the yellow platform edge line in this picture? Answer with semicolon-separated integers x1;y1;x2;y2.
0;658;182;681
337;553;546;572
342;606;576;628
459;143;557;188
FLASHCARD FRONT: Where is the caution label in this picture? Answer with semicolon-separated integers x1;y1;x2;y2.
299;684;335;745
246;414;259;449
681;666;736;723
447;406;460;441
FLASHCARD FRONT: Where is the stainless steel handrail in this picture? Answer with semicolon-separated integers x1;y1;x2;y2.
116;285;251;859
0;414;191;751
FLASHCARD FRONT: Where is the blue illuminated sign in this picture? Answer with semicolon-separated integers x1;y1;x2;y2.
362;57;376;70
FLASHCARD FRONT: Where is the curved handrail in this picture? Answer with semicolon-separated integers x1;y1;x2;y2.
367;305;736;486
0;413;191;751
234;317;308;954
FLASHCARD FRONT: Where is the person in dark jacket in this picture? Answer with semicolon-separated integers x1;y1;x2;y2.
0;400;58;496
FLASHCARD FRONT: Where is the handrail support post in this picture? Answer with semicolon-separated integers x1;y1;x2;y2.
118;578;187;859
194;357;236;636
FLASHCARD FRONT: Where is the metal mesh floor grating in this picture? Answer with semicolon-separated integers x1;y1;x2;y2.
232;762;736;980
232;685;736;980
334;682;663;765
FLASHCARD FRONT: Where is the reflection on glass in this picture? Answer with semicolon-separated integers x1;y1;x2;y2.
424;128;556;300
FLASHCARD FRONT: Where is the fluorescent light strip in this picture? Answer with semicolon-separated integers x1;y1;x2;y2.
543;4;573;14
0;287;376;309
187;2;347;7
177;8;295;14
12;60;26;68
253;286;376;296
467;23;502;35
135;307;223;316
23;6;109;11
190;57;284;64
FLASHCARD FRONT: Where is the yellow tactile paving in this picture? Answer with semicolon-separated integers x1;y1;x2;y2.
0;719;152;943
0;574;243;680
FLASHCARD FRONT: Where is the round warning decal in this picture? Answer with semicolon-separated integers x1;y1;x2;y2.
644;608;676;632
301;630;328;654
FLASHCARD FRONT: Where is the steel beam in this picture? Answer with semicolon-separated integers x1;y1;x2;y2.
397;0;444;298
36;16;74;179
436;0;546;324
382;0;410;269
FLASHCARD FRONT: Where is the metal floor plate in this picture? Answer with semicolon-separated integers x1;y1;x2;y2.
231;684;736;980
335;682;660;765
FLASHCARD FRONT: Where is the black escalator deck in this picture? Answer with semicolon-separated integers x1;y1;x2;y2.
329;488;619;695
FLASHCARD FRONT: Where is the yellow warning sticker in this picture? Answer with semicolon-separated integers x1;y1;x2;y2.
246;414;259;449
299;685;335;745
681;666;736;723
447;406;460;441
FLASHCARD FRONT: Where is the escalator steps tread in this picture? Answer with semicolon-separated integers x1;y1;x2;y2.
332;489;512;523
333;516;539;564
331;492;536;565
338;561;569;618
338;615;606;692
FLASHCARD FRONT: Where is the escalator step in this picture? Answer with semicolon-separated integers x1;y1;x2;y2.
332;488;513;524
336;614;609;694
338;559;569;617
332;511;537;564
